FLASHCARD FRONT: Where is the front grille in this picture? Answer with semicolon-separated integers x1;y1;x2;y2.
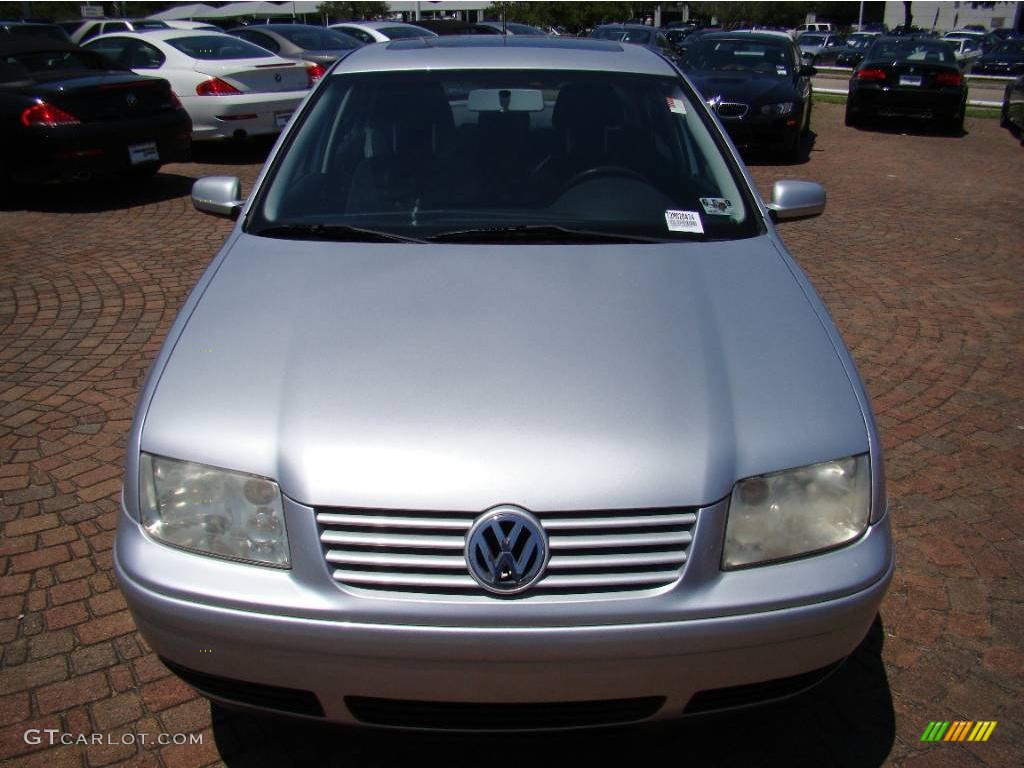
161;658;324;717
716;102;749;119
345;696;665;730
316;506;696;595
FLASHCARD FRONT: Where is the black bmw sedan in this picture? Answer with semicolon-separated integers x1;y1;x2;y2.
680;31;814;161
0;37;191;186
971;38;1024;77
846;37;968;132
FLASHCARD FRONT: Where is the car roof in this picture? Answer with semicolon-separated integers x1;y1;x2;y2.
595;23;655;31
334;36;677;76
697;31;795;45
340;21;426;30
91;29;231;42
0;35;80;55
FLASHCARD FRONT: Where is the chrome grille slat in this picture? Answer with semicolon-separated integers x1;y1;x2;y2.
538;570;682;588
316;513;472;530
316;507;696;596
320;531;464;549
326;551;466;569
542;513;695;530
547;550;687;569
549;531;692;549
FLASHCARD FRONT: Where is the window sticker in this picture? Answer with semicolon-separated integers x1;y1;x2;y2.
666;96;687;115
665;210;704;233
777;65;788;75
699;197;735;216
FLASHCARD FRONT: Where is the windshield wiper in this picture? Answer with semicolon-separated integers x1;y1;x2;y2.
428;225;670;244
251;224;426;243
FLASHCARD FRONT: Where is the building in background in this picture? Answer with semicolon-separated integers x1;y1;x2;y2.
883;1;1023;32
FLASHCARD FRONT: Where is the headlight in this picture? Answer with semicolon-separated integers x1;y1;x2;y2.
761;102;795;116
723;454;870;569
139;453;290;567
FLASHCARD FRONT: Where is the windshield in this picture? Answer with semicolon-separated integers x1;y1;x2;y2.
685;38;794;75
0;48;117;79
800;35;825;46
167;35;273;60
250;70;760;242
593;28;652;45
277;26;360;50
866;39;957;65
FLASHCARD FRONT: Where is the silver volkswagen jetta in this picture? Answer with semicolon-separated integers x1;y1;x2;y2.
116;36;893;730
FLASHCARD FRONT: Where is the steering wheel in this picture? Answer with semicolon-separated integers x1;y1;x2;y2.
560;165;648;193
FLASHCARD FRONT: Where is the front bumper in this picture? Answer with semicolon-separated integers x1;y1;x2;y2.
719;112;801;150
180;91;306;140
10;111;192;184
115;497;893;729
849;84;965;119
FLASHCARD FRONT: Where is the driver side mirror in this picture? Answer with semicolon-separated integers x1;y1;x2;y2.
766;180;826;221
800;64;817;77
192;176;244;219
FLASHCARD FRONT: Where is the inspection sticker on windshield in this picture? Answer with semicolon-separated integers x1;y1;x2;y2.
665;96;687;115
699;197;735;216
665;210;704;233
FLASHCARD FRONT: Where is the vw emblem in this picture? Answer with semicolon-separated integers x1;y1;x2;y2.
125;93;137;107
274;73;282;82
465;506;548;595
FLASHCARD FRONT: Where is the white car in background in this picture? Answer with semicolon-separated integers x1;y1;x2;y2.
162;20;222;32
84;30;312;140
944;36;984;67
327;20;437;43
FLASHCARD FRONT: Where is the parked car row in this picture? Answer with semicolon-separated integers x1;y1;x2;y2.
4;16;1020;191
0;36;191;185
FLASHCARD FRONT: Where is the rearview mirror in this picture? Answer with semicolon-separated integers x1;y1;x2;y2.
766;180;826;221
192;176;244;218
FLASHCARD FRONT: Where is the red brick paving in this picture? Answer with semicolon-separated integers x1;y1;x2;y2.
1;106;1022;766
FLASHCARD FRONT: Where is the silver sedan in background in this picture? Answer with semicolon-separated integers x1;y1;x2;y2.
116;37;893;730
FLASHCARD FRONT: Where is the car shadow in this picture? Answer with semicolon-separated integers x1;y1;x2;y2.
741;129;818;167
190;136;277;166
211;615;894;768
0;172;197;214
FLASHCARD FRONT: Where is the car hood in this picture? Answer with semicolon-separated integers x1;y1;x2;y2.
141;236;867;511
686;71;798;105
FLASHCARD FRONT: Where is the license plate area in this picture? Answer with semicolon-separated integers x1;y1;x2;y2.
128;142;159;165
274;111;292;129
899;75;922;87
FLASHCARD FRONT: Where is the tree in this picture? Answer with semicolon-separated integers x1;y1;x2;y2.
318;1;389;22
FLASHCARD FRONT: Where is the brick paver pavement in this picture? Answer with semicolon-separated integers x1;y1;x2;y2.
1;105;1022;767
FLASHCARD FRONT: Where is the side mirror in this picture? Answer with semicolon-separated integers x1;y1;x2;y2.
766;180;826;221
192;176;244;218
800;64;817;76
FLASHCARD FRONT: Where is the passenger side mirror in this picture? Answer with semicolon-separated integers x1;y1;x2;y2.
766;180;826;221
192;176;244;219
800;64;817;76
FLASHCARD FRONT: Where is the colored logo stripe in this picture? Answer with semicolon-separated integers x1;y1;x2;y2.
921;721;996;742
